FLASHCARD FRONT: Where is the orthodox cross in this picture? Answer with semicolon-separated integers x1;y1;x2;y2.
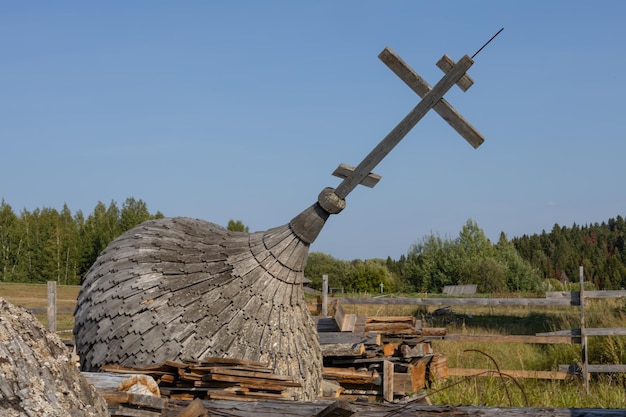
331;46;487;200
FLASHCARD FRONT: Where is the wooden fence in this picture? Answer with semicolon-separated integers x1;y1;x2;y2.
336;267;626;394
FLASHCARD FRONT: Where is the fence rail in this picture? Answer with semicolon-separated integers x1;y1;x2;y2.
335;267;626;393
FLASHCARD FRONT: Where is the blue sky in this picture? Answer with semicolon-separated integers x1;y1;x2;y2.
2;1;625;260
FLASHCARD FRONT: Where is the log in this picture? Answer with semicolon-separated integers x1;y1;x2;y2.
323;367;380;385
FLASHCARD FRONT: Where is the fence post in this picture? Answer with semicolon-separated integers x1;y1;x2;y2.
322;275;329;316
47;281;57;333
580;266;589;394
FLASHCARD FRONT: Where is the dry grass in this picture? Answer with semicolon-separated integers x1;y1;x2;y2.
343;297;626;408
0;282;80;334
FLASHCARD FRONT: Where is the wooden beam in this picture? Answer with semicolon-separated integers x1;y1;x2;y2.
448;368;571;380
442;334;578;344
436;54;474;91
379;47;484;149
382;360;394;403
331;163;381;188
338;297;574;307
334;53;474;199
47;281;56;333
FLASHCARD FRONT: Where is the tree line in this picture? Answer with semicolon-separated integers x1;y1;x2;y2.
1;196;625;293
305;216;626;294
511;216;626;290
0;198;163;285
305;219;543;294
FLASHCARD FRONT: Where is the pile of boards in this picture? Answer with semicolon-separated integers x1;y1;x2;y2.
90;357;301;412
317;301;449;402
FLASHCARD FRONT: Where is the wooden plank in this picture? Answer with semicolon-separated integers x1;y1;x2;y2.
587;364;626;373
382;360;394;402
448;368;571;380
321;342;366;357
201;372;301;388
318;332;380;346
323;367;380;385
161;399;626;416
331;163;381;188
436;54;474;91
47;281;56;333
334;303;357;332
428;354;448;382
559;364;626;373
546;290;626;301
538;328;626;337
339;297;574;307
442;334;578;344
110;407;162;417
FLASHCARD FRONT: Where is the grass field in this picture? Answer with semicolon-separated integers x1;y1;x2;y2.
343;298;626;408
0;282;80;333
2;283;625;407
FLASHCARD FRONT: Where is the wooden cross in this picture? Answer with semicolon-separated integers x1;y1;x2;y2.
331;47;486;200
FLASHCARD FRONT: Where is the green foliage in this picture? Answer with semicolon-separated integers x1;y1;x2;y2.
0;198;162;285
512;216;626;289
226;219;249;233
402;220;542;294
304;253;395;293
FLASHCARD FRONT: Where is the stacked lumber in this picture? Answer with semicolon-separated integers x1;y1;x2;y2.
317;302;448;402
98;357;301;402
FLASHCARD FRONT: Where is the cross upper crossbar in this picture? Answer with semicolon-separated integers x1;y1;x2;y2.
332;48;483;201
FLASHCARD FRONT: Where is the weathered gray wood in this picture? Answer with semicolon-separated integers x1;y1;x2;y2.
334;302;357;332
322;274;329;316
539;328;626;337
318;332;380;346
47;280;56;333
334;53;474;199
321;343;366;357
449;368;572;380
580;266;590;394
339;297;574;307
382;360;394;402
546;290;626;302
162;400;626;417
436;54;474;91
331;163;381;188
442;334;578;344
379;47;484;149
589;364;626;373
75;218;323;400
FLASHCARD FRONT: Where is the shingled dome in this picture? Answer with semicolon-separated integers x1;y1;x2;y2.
74;193;339;400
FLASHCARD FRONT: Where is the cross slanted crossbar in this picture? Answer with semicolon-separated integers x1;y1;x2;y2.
331;47;485;201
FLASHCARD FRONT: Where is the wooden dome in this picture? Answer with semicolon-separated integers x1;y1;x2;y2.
74;194;339;400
